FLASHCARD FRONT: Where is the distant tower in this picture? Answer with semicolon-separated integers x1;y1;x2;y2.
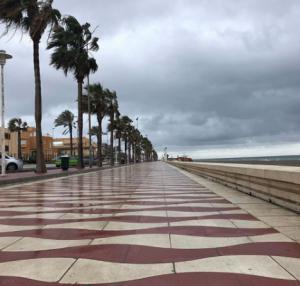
163;147;168;161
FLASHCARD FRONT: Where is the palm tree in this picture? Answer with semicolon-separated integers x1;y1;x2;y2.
90;126;100;160
128;126;141;163
106;89;118;166
8;118;28;159
126;124;134;163
83;83;109;167
152;150;158;161
141;136;153;161
90;126;100;141
48;16;98;168
119;115;132;164
0;0;61;173
54;110;76;156
107;111;122;163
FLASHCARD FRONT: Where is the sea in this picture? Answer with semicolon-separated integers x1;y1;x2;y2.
194;155;300;166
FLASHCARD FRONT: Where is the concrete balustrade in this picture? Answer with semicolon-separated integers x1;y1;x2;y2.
169;161;300;213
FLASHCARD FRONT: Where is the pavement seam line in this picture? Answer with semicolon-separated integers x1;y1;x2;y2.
58;258;78;283
0;237;23;251
269;255;298;281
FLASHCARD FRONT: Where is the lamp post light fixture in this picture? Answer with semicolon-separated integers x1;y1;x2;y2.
0;50;12;176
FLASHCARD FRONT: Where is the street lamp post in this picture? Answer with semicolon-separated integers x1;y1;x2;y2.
87;72;93;168
85;27;98;169
0;50;12;176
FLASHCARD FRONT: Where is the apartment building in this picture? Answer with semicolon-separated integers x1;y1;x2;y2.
3;126;98;161
2;128;18;157
53;137;97;158
20;127;54;162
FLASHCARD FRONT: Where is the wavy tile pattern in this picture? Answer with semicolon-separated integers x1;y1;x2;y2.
0;162;299;285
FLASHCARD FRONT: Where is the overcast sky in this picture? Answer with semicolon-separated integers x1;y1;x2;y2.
1;0;300;159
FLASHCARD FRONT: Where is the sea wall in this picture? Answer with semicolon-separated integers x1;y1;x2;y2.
169;161;300;213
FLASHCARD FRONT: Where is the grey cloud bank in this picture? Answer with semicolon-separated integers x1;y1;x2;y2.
1;0;300;158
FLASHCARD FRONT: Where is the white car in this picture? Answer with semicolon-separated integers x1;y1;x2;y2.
0;155;24;171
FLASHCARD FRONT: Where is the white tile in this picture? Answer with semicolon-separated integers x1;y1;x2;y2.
5;237;91;251
175;255;294;280
170;219;236;228
171;235;251;249
0;237;20;249
273;256;300;280
92;234;170;248
0;258;75;282
44;221;106;231
104;222;168;231
61;259;173;284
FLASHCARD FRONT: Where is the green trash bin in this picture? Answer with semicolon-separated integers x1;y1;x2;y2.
61;156;70;171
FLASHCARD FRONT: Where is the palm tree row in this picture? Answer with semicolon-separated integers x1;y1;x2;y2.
82;83;156;167
0;0;156;171
54;82;157;167
47;15;98;168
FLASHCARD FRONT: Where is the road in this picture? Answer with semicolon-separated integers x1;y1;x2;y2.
0;162;299;285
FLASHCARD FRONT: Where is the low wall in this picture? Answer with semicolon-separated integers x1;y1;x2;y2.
170;161;300;213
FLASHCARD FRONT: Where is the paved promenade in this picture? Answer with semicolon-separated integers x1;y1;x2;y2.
0;162;299;285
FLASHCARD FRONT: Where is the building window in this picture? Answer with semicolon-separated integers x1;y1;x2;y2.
21;140;27;145
5;133;10;140
5;145;9;152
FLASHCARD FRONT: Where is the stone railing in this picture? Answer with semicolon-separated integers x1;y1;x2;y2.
169;161;300;213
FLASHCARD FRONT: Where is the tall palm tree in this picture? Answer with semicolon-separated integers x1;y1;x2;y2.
128;126;141;163
0;0;61;173
106;89;118;166
48;16;98;168
83;83;109;167
119;115;132;164
141;136;153;162
152;150;158;161
8;118;28;159
126;124;135;163
54;110;76;156
115;111;121;161
107;111;122;163
89;126;100;160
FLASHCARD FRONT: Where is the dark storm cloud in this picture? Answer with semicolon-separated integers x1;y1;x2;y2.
1;0;300;157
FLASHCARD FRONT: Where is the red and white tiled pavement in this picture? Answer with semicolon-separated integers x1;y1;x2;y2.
0;162;299;285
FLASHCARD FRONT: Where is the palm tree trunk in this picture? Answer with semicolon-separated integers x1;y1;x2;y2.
97;115;103;167
110;114;114;166
124;138;128;164
132;143;135;163
70;125;73;156
17;130;22;159
128;142;131;163
77;80;84;168
33;40;46;173
118;136;121;164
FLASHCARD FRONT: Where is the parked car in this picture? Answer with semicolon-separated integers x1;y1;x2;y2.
0;155;24;171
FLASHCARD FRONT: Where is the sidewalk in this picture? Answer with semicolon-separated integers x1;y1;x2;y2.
0;166;107;187
0;162;299;285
